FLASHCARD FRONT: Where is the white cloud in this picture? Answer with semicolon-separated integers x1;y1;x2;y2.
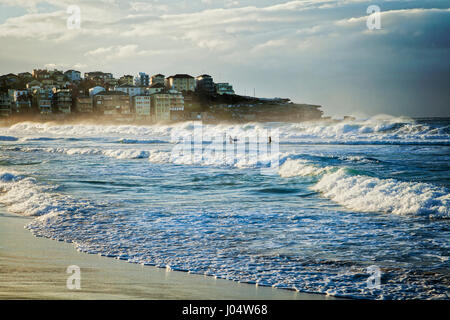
0;0;448;116
85;44;159;61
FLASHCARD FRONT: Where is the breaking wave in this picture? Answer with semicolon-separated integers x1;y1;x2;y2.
0;170;94;217
3;116;450;145
278;159;450;218
5;145;449;218
118;138;168;144
4;146;150;160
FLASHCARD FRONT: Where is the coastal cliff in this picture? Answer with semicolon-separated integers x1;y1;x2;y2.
186;92;324;123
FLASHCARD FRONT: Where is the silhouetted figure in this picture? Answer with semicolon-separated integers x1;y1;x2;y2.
268;136;272;144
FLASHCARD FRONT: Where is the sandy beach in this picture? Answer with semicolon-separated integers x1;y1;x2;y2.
0;211;332;300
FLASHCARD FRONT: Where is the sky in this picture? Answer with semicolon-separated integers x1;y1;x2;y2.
0;0;449;118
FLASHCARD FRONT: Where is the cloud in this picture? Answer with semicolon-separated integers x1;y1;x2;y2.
129;1;169;13
85;44;153;61
0;0;448;116
0;10;69;40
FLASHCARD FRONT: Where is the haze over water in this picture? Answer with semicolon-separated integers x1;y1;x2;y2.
0;116;449;299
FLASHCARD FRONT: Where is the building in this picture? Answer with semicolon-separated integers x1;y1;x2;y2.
150;90;185;122
18;72;33;80
166;74;196;92
104;78;119;88
48;69;64;77
26;80;42;91
146;82;165;95
50;70;65;83
115;84;144;97
195;74;215;95
33;89;52;114
135;72;150;86
150;74;165;86
151;92;171;122
133;95;151;119
14;93;32;113
53;88;72;113
216;83;235;95
84;71;113;84
32;69;50;80
0;93;11;117
89;86;106;96
75;96;93;113
119;75;134;86
64;70;81;82
39;78;61;91
93;91;131;116
167;90;184;121
0;74;19;88
8;89;31;113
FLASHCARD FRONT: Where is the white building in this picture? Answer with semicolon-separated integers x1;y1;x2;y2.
133;95;151;118
150;90;184;122
166;74;196;92
167;89;184;112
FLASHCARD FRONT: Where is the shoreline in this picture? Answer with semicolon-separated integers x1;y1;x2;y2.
0;211;334;300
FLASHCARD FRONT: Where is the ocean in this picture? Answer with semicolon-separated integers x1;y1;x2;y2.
0;116;449;299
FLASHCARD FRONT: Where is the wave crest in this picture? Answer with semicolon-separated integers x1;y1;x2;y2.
278;160;449;217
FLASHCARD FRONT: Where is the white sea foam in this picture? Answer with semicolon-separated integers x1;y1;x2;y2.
102;149;150;159
3;116;448;145
7;146;151;160
147;150;171;163
277;160;450;217
118;138;167;144
278;159;334;177
313;169;449;217
0;170;68;217
7;142;282;168
7;143;450;217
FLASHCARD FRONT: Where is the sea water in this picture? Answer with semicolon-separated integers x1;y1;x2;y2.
0;116;449;299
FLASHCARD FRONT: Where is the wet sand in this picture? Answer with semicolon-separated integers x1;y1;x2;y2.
0;212;333;300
